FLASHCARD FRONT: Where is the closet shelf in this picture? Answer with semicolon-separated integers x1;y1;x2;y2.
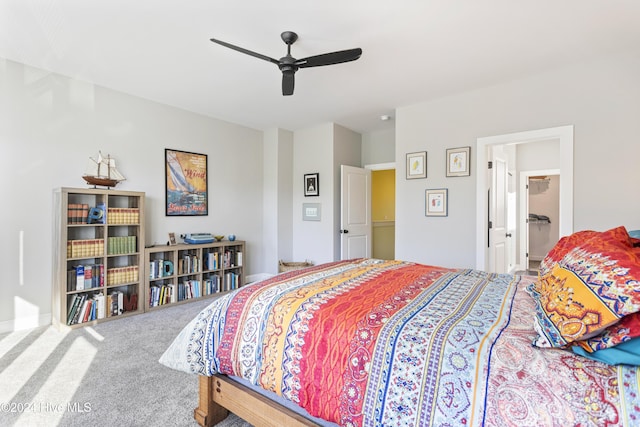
528;214;551;224
529;176;550;182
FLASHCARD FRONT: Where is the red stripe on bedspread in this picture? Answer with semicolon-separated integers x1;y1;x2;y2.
297;263;452;424
216;260;350;374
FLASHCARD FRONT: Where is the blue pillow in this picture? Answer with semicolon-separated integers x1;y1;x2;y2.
572;338;640;366
629;230;640;239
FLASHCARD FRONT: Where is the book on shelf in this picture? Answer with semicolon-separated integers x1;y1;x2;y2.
84;266;92;290
224;272;239;291
81;299;91;323
107;207;140;225
149;259;174;280
149;286;158;307
67;293;105;325
107;265;139;286
67;203;90;224
178;253;200;275
74;295;87;324
206;251;219;270
68;239;105;258
149;284;176;307
67;294;83;325
107;292;124;317
67;204;77;224
107;236;137;255
95;293;105;319
81;204;89;224
69;264;105;291
205;276;221;294
223;249;242;268
75;265;84;290
168;284;176;303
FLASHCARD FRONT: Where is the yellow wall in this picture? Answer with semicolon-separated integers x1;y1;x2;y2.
372;169;395;260
372;169;395;221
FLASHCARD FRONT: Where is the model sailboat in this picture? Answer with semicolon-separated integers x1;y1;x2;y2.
83;152;126;188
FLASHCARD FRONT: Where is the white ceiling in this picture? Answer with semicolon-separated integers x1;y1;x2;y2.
2;1;639;134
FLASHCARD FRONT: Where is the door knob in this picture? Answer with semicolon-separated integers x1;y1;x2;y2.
505;233;512;237
340;230;349;234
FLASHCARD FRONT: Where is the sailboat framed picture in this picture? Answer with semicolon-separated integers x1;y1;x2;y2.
165;149;208;216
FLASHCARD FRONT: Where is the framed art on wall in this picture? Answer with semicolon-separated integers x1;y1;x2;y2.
304;173;319;196
406;151;427;179
165;149;208;216
425;188;448;217
446;146;470;177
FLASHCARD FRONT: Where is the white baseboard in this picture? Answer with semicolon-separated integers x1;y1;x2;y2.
0;313;51;335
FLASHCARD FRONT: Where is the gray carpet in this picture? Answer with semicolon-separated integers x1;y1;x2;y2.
0;297;252;427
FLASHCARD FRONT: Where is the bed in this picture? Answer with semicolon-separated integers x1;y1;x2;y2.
160;226;640;426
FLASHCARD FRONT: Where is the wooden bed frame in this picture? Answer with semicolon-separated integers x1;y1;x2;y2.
194;374;320;427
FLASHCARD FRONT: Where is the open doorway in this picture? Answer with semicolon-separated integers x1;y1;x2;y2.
475;125;574;272
366;163;395;260
519;170;560;274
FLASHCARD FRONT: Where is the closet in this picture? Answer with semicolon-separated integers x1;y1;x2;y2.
527;175;560;271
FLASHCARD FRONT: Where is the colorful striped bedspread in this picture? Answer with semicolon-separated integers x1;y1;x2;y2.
160;258;640;426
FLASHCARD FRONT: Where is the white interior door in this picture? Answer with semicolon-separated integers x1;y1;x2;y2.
340;165;372;260
488;149;510;273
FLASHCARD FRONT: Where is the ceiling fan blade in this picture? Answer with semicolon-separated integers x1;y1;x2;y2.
210;38;280;65
296;48;362;68
282;70;295;96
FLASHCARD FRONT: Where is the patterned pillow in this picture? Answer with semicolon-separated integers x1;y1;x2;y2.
538;227;633;276
530;231;640;348
574;311;640;352
538;230;600;276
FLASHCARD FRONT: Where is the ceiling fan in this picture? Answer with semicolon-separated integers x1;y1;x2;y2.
210;31;362;96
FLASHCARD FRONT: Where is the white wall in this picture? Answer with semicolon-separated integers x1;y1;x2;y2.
516;139;560;171
0;59;264;331
396;50;640;269
262;128;293;275
290;123;362;264
363;128;395;166
292;124;335;265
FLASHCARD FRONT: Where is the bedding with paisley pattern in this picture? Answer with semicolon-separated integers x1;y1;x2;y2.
160;258;640;426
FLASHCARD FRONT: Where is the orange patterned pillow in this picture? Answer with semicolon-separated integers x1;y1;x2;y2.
530;229;640;348
538;226;633;276
538;230;600;276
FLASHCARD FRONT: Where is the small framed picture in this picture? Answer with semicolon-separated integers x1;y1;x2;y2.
446;146;470;177
304;173;319;197
425;189;448;217
168;232;177;246
406;151;427;179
